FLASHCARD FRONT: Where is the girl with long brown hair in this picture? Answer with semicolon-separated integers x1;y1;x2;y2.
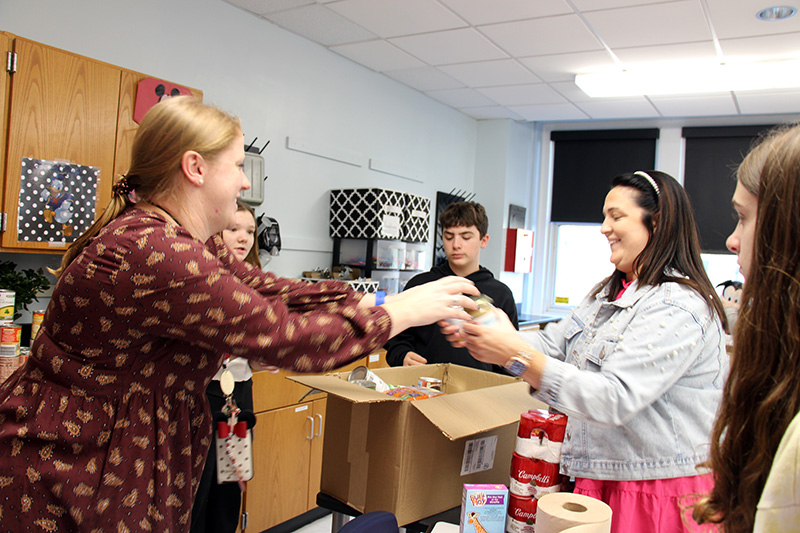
694;123;800;531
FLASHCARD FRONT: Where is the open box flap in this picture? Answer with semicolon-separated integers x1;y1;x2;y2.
288;374;400;404
411;380;548;440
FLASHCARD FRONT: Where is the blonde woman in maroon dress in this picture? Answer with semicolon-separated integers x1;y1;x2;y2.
0;96;477;532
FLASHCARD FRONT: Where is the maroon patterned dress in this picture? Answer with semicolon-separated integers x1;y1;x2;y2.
0;208;391;532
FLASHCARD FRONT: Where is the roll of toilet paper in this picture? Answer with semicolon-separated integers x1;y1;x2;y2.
535;492;612;533
561;524;611;533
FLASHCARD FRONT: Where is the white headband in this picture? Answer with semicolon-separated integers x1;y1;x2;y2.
634;171;660;197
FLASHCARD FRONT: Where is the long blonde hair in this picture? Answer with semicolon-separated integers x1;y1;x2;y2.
52;96;241;276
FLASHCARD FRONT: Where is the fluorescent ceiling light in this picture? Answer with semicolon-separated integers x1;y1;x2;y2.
575;59;800;98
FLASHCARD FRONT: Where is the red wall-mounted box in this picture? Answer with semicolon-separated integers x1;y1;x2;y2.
504;228;533;273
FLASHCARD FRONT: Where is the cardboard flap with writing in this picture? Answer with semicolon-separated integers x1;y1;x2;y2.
411;380;546;440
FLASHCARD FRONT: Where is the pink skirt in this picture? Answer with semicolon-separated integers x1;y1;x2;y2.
574;475;719;533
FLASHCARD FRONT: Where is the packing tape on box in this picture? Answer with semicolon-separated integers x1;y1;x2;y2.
535;492;612;533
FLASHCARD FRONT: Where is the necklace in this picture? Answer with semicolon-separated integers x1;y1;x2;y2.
151;203;182;227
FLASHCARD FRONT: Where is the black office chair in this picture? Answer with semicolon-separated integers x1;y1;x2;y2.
338;510;399;533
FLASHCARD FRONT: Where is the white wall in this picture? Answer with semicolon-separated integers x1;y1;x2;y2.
0;0;480;279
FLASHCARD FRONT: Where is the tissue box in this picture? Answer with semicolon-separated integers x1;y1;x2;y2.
460;484;509;533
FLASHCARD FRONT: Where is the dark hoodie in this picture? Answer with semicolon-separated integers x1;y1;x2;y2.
384;262;518;372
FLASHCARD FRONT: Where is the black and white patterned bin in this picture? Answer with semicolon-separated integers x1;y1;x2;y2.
329;188;407;239
401;193;431;243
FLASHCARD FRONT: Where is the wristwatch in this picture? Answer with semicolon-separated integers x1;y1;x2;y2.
505;350;532;377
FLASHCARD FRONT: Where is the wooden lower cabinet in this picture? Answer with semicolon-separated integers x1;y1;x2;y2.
242;397;326;532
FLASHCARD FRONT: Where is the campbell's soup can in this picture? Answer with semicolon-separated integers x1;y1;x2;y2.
0;290;14;320
509;453;562;498
30;310;45;343
509;453;537;497
506;493;537;533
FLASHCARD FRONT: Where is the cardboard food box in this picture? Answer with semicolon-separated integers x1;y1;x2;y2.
290;364;547;525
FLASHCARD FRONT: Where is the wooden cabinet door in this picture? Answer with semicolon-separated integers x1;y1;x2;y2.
2;38;120;251
0;33;12;202
244;401;317;531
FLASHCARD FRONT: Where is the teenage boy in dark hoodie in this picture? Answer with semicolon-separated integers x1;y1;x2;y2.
384;201;518;371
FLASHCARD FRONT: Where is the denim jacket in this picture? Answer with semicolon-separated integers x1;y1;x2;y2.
522;278;728;480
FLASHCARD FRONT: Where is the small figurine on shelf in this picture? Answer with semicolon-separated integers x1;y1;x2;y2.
717;280;743;335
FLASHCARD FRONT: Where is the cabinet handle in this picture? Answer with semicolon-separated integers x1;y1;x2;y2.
306;415;314;440
314;413;323;438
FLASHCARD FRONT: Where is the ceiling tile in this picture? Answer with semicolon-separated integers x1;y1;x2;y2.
570;0;670;10
480;14;604;57
575;98;660;119
613;41;718;65
224;0;314;15
439;59;541;87
389;28;509;65
458;106;525;120
648;93;739;117
438;0;573;26
383;66;465;91
706;0;800;40
583;2;711;49
736;89;800;115
266;4;377;45
719;33;800;60
328;0;467;38
519;50;615;82
424;88;498;108
509;103;591;122
331;40;426;71
476;84;567;106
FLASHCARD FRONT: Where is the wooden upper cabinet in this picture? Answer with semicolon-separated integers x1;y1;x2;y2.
2;37;120;251
0;34;202;252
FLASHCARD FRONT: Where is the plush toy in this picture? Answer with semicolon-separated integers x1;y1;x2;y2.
717;280;743;334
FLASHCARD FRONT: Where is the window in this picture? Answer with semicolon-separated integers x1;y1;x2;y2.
683;125;776;252
548;129;658;309
551;224;614;308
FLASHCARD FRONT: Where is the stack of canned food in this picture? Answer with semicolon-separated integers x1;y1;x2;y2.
0;289;44;383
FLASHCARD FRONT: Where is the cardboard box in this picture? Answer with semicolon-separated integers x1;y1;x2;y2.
290;364;547;525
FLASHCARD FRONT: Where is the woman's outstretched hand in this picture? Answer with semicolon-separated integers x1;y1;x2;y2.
383;276;480;338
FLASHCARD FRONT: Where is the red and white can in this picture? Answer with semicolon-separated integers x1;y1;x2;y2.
506;493;537;533
509;453;562;499
0;323;21;383
517;411;567;463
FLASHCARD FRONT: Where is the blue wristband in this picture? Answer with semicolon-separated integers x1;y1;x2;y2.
375;290;386;306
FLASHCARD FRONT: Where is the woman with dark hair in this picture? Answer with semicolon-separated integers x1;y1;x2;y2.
693;123;800;532
444;171;728;532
